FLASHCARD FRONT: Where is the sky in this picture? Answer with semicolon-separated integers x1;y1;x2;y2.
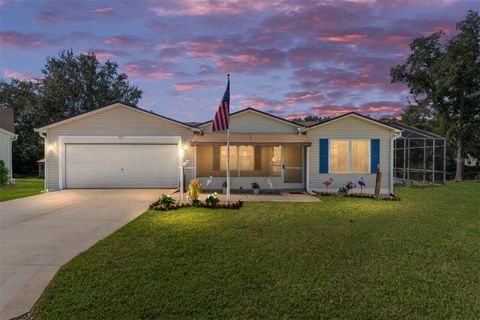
1;0;479;122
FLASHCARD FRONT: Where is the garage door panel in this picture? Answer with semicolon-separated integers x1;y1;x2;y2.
65;144;178;188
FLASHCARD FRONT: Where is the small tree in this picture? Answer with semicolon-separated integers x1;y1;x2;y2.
188;179;202;203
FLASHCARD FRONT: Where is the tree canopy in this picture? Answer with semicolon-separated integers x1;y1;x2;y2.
391;10;480;180
0;50;142;172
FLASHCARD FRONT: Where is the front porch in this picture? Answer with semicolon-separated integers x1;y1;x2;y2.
190;132;310;190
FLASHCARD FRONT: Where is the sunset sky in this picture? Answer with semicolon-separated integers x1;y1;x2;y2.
1;0;478;122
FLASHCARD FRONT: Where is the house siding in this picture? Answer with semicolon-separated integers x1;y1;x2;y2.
201;110;300;133
307;116;394;194
0;131;14;174
44;105;194;190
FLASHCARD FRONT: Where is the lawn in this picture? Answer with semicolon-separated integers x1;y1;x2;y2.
31;182;480;319
0;178;44;202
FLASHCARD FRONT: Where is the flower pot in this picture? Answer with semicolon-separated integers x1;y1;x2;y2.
253;188;260;195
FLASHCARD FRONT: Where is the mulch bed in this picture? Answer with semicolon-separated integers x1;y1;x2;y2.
317;192;400;201
149;200;243;211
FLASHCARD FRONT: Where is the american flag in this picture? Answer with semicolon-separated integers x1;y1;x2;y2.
212;76;230;131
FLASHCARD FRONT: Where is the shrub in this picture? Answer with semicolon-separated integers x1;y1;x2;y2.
0;160;8;187
159;194;176;208
338;181;356;194
206;192;220;205
188;179;202;203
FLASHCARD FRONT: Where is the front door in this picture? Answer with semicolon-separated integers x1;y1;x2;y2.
283;145;303;183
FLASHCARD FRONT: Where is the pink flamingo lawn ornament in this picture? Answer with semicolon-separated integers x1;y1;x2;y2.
323;178;333;192
357;177;366;193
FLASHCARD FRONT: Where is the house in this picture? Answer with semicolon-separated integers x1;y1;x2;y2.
34;102;402;194
0;108;17;181
465;154;478;167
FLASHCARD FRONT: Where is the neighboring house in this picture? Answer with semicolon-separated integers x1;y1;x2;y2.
464;154;478;167
35;102;402;194
0;108;17;180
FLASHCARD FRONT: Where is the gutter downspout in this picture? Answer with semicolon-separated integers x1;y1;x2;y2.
390;130;402;194
35;129;48;192
8;134;18;183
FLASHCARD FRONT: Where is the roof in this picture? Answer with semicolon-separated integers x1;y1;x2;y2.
198;107;307;128
294;120;318;127
385;121;445;139
33;102;444;140
0;108;15;133
191;132;311;146
35;102;196;131
308;112;400;131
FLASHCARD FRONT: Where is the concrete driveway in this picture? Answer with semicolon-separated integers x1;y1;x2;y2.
0;189;170;320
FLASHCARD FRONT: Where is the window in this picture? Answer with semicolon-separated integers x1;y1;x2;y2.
220;146;238;171
196;146;279;177
330;140;349;173
351;140;369;173
271;146;281;176
239;146;254;171
330;140;370;173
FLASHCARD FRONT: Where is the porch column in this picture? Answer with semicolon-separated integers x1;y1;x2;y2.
306;146;311;193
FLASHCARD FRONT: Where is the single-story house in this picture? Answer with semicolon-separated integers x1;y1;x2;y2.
0;108;17;181
35;102;402;194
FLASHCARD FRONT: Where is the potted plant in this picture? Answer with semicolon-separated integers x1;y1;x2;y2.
251;181;260;194
222;180;227;194
206;192;220;206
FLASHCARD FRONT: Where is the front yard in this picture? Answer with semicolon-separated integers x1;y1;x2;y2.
0;178;44;202
31;182;480;319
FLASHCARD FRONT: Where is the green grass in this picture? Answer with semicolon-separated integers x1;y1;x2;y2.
31;182;480;319
0;178;44;202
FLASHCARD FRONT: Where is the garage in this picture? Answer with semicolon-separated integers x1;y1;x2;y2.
65;143;179;188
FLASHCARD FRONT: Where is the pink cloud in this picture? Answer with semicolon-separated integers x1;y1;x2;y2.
103;35;149;48
122;60;175;79
0;31;43;48
84;49;127;59
173;81;221;91
3;69;37;82
149;0;299;16
92;7;113;14
317;33;367;42
308;101;404;119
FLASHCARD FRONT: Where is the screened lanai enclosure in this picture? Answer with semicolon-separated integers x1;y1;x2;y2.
390;122;447;185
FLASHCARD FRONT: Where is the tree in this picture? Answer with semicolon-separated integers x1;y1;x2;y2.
391;10;480;180
290;115;329;123
0;50;143;172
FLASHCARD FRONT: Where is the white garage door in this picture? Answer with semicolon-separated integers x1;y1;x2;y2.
65;144;179;188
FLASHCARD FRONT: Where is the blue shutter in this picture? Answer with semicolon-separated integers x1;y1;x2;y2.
371;139;380;173
319;139;329;173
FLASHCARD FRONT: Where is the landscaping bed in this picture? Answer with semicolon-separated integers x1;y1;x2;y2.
149;200;243;211
316;191;400;201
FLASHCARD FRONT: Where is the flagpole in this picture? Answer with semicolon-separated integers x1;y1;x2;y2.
226;127;230;203
226;74;231;203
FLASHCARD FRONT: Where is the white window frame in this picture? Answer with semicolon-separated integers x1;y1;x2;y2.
329;139;370;174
